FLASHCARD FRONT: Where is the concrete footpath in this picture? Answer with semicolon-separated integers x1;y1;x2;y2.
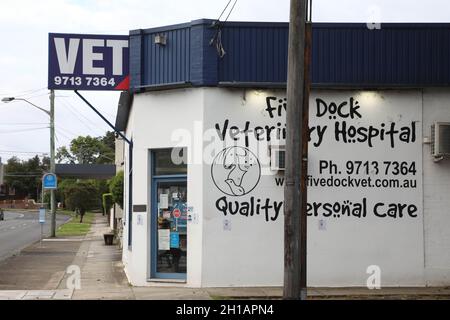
0;213;449;300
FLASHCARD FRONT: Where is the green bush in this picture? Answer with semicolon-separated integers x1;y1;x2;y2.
102;193;113;216
109;171;124;209
64;181;100;222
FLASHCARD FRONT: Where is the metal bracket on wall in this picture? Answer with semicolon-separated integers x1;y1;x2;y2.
74;90;133;147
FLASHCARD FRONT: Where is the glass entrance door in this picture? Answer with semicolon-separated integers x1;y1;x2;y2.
152;179;187;279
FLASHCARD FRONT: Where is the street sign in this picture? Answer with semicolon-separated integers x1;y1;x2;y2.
39;208;46;224
48;33;129;91
42;173;58;190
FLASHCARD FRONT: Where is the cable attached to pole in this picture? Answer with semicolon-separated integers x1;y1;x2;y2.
210;0;239;58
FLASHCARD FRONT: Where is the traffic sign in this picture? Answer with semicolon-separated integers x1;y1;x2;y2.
172;208;181;219
42;173;58;190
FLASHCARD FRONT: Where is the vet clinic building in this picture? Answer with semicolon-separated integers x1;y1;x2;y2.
115;20;450;287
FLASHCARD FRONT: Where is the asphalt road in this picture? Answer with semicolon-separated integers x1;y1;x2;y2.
0;211;70;262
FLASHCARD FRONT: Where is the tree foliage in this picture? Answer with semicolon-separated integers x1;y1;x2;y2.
4;155;50;199
64;181;100;221
109;171;124;209
102;193;113;216
56;131;115;164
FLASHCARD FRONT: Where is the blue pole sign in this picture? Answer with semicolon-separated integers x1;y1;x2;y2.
42;173;58;190
48;33;129;91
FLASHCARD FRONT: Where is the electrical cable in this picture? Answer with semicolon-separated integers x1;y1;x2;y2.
216;0;233;22
0;127;49;134
1;87;47;98
57;97;105;136
64;96;108;133
223;0;238;23
210;0;239;58
0;122;48;126
0;150;48;154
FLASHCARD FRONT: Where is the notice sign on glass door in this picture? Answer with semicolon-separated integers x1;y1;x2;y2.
158;229;170;250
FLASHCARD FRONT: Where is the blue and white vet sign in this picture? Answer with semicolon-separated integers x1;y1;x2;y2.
48;33;129;91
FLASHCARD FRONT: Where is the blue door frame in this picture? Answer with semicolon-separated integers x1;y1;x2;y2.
150;174;187;280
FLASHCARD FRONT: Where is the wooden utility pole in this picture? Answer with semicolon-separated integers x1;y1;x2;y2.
50;89;56;237
284;0;312;300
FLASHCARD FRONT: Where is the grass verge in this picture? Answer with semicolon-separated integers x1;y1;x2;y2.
56;210;94;237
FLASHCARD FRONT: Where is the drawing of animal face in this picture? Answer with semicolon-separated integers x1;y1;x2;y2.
211;146;261;197
223;147;256;172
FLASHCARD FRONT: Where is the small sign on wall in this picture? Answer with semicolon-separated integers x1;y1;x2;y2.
187;207;198;224
137;214;143;226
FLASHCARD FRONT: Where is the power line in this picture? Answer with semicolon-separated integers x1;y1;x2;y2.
210;0;239;58
69;94;116;120
216;0;233;22
0;122;48;126
56;125;78;137
55;128;72;141
0;127;49;134
223;0;238;23
57;97;105;135
1;87;47;98
22;92;51;100
0;150;48;154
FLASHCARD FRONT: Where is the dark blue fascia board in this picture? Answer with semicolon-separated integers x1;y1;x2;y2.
130;21;450;35
129;21;450;91
130;19;216;36
313;22;450;28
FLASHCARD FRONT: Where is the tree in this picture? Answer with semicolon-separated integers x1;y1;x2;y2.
109;171;124;209
64;181;100;223
56;131;115;165
4;155;50;200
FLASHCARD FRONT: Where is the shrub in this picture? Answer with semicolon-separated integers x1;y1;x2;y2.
102;193;113;216
109;171;124;209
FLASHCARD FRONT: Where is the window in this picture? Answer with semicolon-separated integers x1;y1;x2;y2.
154;148;187;176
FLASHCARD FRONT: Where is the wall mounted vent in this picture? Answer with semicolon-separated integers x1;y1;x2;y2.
270;146;286;171
431;122;450;160
154;34;167;46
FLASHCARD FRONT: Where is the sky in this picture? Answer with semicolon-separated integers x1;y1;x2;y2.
0;0;449;162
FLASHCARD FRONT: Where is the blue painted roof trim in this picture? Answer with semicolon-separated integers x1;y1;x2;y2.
129;20;450;92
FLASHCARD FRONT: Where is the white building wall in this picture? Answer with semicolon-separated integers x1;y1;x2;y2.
422;88;450;286
121;86;450;288
122;89;205;287
201;88;425;287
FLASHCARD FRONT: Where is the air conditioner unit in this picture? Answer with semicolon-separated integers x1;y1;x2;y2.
270;145;285;171
431;122;450;159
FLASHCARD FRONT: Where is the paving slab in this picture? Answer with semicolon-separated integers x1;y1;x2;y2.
0;290;26;300
132;287;211;300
